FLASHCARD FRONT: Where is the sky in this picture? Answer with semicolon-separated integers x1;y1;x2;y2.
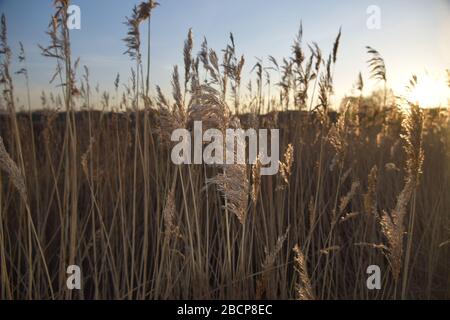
0;0;449;109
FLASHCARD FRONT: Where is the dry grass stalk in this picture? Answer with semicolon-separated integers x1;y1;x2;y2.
123;6;143;63
319;245;341;255
0;14;14;111
155;69;187;143
278;143;294;189
379;209;404;281
333;181;359;224
251;154;262;205
354;242;389;251
163;183;180;239
1;3;449;299
193;84;249;224
366;46;388;106
293;244;315;300
137;0;159;21
81;137;95;178
338;181;359;214
0;136;27;203
329;103;352;169
366;46;387;83
340;211;360;223
211;163;249;225
379;104;424;281
188;85;231;131
385;162;400;172
183;28;193;92
364;165;378;216
256;227;290;298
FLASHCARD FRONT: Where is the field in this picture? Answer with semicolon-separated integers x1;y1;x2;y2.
0;0;449;300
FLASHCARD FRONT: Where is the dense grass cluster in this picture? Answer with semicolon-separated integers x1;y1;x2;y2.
0;0;449;299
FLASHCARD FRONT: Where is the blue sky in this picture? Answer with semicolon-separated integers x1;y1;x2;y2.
0;0;449;109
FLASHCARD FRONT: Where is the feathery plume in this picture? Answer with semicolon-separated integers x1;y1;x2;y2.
251;155;262;205
338;181;359;215
256;227;290;299
320;245;341;255
366;46;387;82
123;6;143;62
364;166;378;216
194;85;248;224
356;72;364;92
163;182;180;239
293;244;315;300
0;136;27;203
183;28;194;91
137;0;159;21
332;27;342;64
278;144;294;189
379;103;424;281
211;162;249;225
81;137;95;179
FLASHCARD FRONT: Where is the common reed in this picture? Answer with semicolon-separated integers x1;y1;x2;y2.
293;244;315;300
378;102;424;298
278;143;294;189
0;136;27;203
0;1;448;301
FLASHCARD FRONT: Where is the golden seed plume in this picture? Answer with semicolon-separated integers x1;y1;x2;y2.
256;227;290;299
251;154;262;205
320;245;341;255
293;244;315;300
163;182;180;239
0;136;27;203
278;143;294;189
379;103;424;281
364;165;378;216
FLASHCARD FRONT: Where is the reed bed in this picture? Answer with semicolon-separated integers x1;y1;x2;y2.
0;0;449;300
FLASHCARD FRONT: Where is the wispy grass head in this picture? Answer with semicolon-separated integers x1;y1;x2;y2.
366;46;387;82
123;6;143;62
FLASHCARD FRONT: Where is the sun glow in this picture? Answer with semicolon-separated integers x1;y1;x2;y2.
405;73;450;108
